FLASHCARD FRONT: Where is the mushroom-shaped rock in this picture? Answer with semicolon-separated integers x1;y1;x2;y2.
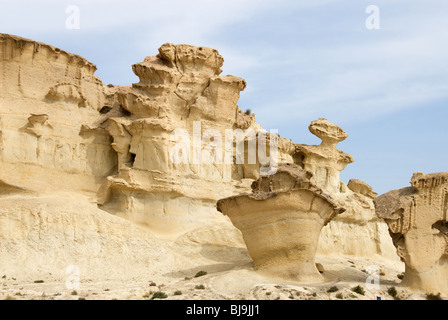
297;118;353;194
374;172;448;296
309;118;348;146
217;164;345;283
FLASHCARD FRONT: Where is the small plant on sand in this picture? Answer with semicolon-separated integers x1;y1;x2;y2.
387;287;397;298
327;286;339;293
195;284;205;290
194;271;207;278
151;291;168;300
426;293;442;300
351;285;365;296
335;293;343;299
71;290;78;296
173;290;182;296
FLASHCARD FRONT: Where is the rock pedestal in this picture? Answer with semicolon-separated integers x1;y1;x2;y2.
217;164;344;283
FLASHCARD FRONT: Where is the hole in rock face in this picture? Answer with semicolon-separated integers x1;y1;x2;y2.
432;220;448;235
129;152;136;167
292;152;305;168
99;106;112;114
119;105;131;117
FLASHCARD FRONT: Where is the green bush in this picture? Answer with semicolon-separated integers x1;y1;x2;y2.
387;287;397;298
151;291;168;300
195;284;205;290
173;290;182;296
351;285;365;296
327;286;339;293
426;293;442;300
335;293;343;299
194;271;208;278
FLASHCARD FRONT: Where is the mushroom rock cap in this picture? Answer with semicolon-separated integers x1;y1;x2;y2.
309;118;348;144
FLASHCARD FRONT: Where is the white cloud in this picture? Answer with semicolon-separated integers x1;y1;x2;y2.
250;3;448;127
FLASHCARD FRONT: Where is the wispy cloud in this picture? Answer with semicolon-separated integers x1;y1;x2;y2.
248;1;448;127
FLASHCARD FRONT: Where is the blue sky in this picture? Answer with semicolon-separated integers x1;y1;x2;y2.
1;0;447;194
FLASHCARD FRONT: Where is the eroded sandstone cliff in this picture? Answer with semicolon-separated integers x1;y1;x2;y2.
0;34;398;282
0;34;115;197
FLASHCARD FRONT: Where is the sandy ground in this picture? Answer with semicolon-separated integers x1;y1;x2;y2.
0;254;437;300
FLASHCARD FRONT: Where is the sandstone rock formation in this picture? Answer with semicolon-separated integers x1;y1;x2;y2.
348;179;378;199
293;119;397;260
374;172;448;295
94;43;283;237
0;194;174;280
297;118;353;194
0;34;262;239
217;164;345;283
0;34;115;198
0;33;399;285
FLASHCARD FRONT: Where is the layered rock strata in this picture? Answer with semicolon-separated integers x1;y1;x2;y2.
0;34;115;197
